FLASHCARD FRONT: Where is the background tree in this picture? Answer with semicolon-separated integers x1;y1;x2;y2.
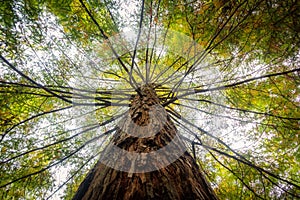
0;0;299;199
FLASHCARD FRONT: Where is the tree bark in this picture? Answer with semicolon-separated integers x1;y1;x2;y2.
73;84;218;200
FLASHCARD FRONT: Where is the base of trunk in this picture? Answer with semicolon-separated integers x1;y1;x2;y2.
73;152;218;200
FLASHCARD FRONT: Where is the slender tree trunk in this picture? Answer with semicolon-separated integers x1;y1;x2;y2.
73;84;218;200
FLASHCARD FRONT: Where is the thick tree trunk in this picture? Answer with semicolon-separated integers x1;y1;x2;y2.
73;85;218;200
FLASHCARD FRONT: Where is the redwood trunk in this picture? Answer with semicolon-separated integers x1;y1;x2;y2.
73;85;218;200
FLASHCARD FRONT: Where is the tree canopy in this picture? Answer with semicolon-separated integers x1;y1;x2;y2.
0;0;299;199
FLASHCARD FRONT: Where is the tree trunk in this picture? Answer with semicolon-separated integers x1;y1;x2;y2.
73;84;218;200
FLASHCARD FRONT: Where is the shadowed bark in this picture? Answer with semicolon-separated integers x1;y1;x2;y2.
73;84;218;200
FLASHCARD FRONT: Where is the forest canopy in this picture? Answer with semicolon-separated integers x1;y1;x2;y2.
0;0;299;199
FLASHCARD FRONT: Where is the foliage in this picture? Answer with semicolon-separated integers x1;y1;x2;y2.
0;0;299;199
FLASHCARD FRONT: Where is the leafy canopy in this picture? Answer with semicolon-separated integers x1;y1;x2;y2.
0;0;299;199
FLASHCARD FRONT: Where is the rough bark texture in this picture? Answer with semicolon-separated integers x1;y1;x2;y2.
73;84;218;200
